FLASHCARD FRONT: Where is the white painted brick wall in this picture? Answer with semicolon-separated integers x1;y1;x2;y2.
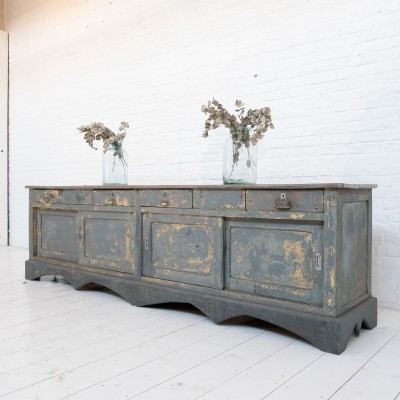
5;0;400;309
0;30;7;246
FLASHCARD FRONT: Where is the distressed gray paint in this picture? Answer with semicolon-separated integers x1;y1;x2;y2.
33;189;63;205
246;189;324;212
340;202;368;304
93;190;137;206
139;189;192;208
25;258;378;354
323;190;338;316
193;189;245;210
36;210;78;262
78;211;135;274
64;190;93;205
25;185;377;354
226;220;323;305
142;213;223;288
336;189;373;315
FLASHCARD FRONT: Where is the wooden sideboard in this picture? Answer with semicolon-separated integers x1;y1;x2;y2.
25;184;377;354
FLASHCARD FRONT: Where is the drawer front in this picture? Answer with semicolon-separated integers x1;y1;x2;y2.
193;190;245;210
33;189;63;205
64;190;93;205
93;190;136;206
246;190;324;212
139;190;192;208
142;213;223;288
225;220;323;305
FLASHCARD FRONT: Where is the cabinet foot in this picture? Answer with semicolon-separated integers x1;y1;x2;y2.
25;260;377;355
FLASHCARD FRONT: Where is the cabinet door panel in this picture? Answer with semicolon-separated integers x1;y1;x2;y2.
143;214;223;288
78;212;135;274
226;220;323;305
37;210;78;262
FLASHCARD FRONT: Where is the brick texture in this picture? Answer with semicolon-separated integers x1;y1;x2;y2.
5;0;400;309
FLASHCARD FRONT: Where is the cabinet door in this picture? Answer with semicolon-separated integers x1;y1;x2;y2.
226;220;323;305
78;212;135;274
36;210;78;262
142;214;223;288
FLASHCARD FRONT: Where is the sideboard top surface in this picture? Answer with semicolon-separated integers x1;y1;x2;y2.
26;183;377;190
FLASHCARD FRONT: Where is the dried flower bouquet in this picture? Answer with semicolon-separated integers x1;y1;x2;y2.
77;121;129;166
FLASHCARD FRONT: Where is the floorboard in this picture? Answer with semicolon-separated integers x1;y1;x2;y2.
0;246;399;400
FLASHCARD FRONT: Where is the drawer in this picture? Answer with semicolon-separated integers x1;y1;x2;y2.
64;190;92;205
139;190;192;209
93;190;136;206
246;190;324;212
193;190;245;210
33;189;63;204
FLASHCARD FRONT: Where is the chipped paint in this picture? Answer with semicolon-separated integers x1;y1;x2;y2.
36;190;62;206
151;220;213;274
290;213;305;220
155;222;193;235
193;190;245;210
235;255;245;264
330;269;335;288
293;267;305;285
114;194;130;206
28;185;377;355
230;226;314;291
125;233;132;260
283;239;306;266
290;289;305;297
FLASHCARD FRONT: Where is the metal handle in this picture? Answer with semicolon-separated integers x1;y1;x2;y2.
316;253;322;271
160;200;170;207
275;193;291;210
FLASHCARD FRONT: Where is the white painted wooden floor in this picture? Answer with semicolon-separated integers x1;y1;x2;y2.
1;246;399;400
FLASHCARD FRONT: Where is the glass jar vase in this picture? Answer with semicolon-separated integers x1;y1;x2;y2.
102;142;128;185
222;137;257;184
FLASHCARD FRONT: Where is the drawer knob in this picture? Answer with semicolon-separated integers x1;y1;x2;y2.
275;193;291;210
160;200;170;207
